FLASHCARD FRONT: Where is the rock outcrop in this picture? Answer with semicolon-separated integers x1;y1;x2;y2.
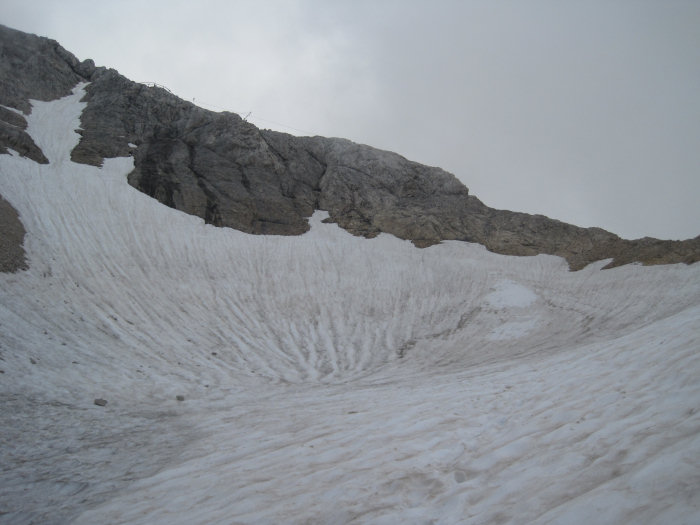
0;25;95;164
0;194;28;273
1;24;698;270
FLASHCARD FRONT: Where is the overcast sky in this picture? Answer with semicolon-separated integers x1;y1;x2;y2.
3;0;699;239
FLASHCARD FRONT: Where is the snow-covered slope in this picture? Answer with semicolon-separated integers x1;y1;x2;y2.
1;87;699;524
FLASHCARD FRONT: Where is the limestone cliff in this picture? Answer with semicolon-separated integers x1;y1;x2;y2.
1;24;698;270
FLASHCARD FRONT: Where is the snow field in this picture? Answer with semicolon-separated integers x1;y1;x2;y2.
0;86;699;524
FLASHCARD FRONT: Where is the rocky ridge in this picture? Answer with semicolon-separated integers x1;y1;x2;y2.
1;24;698;271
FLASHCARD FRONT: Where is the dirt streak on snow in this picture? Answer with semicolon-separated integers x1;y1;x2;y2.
0;86;699;524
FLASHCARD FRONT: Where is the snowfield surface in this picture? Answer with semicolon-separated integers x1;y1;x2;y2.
1;87;699;524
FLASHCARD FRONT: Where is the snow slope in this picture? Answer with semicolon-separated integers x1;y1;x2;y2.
1;86;699;524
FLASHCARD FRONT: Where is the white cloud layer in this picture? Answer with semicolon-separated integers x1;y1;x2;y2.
2;0;699;239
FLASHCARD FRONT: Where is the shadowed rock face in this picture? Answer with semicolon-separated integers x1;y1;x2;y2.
1;24;698;270
0;194;28;273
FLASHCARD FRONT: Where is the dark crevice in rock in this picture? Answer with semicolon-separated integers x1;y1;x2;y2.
239;171;251;192
187;143;223;227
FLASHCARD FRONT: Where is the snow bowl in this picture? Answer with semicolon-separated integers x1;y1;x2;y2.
1;86;699;525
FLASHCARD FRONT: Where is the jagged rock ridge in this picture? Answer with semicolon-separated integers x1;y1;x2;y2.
1;24;698;270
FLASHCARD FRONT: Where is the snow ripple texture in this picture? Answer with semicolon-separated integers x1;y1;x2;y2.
1;86;699;524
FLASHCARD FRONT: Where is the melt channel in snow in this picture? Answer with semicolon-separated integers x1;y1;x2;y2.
1;85;699;525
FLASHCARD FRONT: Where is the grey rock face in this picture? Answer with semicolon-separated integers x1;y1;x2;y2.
0;24;698;270
0;25;95;163
0;110;48;164
0;25;94;113
297;135;471;243
72;70;325;235
0;194;28;273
